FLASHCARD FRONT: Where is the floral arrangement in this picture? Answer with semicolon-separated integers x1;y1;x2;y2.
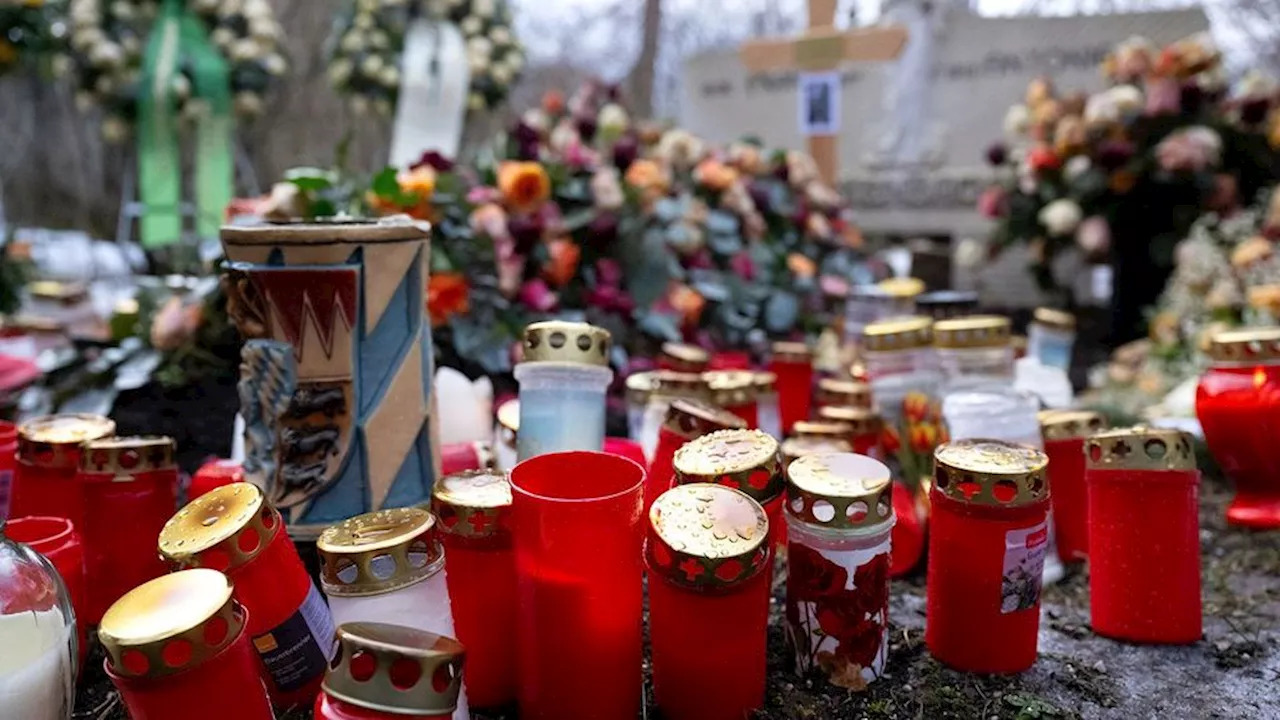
327;0;523;116
878;390;948;487
60;0;287;140
786;545;890;690
0;0;63;75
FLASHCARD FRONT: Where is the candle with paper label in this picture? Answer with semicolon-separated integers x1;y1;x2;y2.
1085;427;1201;644
816;406;883;458
786;453;895;689
514;321;613;461
647;483;771;719
769;341;813;436
2;516;85;673
100;569;275;720
1038;410;1108;563
658;342;710;373
673;429;785;546
814;378;872;410
646;399;747;513
317;507;468;720
639;371;709;460
159;482;334;708
1196;327;1280;528
753;372;782;439
1027;308;1076;371
9;414;116;530
78;436;178;624
432;470;515;709
705;370;760;428
926;440;1050;673
315;623;465;720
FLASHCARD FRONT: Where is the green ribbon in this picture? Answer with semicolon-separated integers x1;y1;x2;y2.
138;0;233;247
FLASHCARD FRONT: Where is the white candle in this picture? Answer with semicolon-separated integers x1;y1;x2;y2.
0;608;74;720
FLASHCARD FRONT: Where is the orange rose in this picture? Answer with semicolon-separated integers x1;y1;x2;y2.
693;159;739;192
542;238;581;287
498;162;552;213
669;284;706;328
902;392;931;423
398;166;436;201
542;89;565;116
787;253;817;279
624;159;670;193
427;273;470;327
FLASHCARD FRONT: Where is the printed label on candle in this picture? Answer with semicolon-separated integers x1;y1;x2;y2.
1001;522;1048;614
251;584;336;692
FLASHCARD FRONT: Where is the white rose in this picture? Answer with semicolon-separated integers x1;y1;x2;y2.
235;92;263;116
357;0;380;11
1064;155;1091;181
231;39;259;63
94;74;115;95
328;59;353;85
1084;93;1119;127
491;28;511;46
71;28;103;52
340;33;364;53
75;91;95;112
1109;85;1143;114
379;65;400;88
102;116;129;144
598;103;628;133
51;55;71;78
121;35;141;55
193;0;220;12
349;96;369;116
89;42;124;69
109;1;134;21
473;0;496;18
468;54;487;75
468;91;485;111
243;0;272;21
69;1;100;27
354;13;374;31
1039;199;1083;237
264;54;287;76
211;27;235;49
467;37;492;59
549;120;579;152
250;20;280;42
360;54;384;76
490;64;512;85
1003;104;1030;137
461;17;482;35
521;108;549;133
954;237;986;269
505;52;523;72
368;30;390;50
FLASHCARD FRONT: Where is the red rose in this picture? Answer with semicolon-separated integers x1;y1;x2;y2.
788;543;848;600
836;615;885;669
853;552;891;616
815;599;883;669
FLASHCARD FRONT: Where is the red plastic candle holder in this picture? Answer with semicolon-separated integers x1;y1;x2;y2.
509;451;645;720
647;484;771;719
1085;428;1201;644
159;482;334;707
0;420;18;519
646;399;746;513
4;515;87;670
439;440;498;476
9;414;116;530
672;429;785;548
769;341;813;435
432;470;517;709
658;342;710;373
603;437;647;469
78;436;179;624
100;569;275;720
189;459;246;501
1038;411;1108;563
708;350;752;370
814;378;872;411
816;406;884;459
315;623;465;720
1196;327;1280;528
926;440;1050;673
706;370;760;429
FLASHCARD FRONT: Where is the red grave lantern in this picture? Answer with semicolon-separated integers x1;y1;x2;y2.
768;341;813;436
673;429;785;547
1037;410;1108;563
705;370;760;429
9;414;115;530
315;623;465;720
645;398;746;513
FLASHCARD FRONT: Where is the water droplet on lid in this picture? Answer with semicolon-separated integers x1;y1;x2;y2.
201;516;218;527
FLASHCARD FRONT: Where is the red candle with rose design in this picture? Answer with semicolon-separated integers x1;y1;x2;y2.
647;483;771;719
785;453;895;688
926;440;1050;673
816;406;884;459
1085;427;1201;644
673;429;785;548
315;623;465;720
1038;410;1108;563
658;341;710;373
645;399;746;513
769;341;813;436
705;370;760;429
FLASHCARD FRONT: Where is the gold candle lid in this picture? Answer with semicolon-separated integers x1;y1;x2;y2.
815;378;872;408
816;406;882;437
1033;307;1076;330
672;429;784;504
863;316;933;352
786;453;893;531
663;398;747;440
520;320;611;366
1038;410;1107;441
324;622;465;716
80;436;177;476
933;439;1050;507
624;371;658;405
770;341;811;363
780;435;853;466
1206;326;1280;363
933;315;1013;349
652;370;708;397
1084;427;1195;472
792;420;854;440
877;277;926;298
660;342;710;372
432;470;512;540
99;569;244;680
159;482;280;572
18;414;117;469
647;483;770;591
752;371;777;393
704;370;757;407
318;507;444;597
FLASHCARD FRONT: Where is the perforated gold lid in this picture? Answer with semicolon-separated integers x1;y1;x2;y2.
99;569;243;680
647;483;770;591
1206;326;1280;363
933;315;1013;349
1084;427;1195;472
770;341;811;363
933;439;1050;507
1038;410;1107;441
318;507;444;597
324;623;465;716
432;470;512;540
18;414;116;469
753;371;777;393
814;378;872;408
80;436;176;477
652;370;708;397
877;277;926;298
780;435;853;466
786;453;893;531
663;398;747;440
624;371;658;404
792;420;854;440
672;429;784;504
863;316;933;352
660;342;710;372
704;370;758;407
817;406;882;437
159;482;279;572
520;320;611;366
1033;307;1076;330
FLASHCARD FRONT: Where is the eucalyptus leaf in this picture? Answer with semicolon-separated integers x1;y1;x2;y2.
708;232;744;256
763;290;801;333
691;278;731;303
654;198;682;222
706;210;740;235
637;312;682;342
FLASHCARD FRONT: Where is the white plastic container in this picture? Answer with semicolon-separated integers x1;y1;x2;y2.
863;316;942;428
934;315;1015;396
514;321;614;462
1027;308;1077;372
639;371;707;461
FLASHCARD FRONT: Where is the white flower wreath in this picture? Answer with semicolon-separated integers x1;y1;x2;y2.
61;0;287;141
327;0;523;116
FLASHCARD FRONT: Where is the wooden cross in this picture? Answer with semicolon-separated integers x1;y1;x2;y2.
739;0;908;185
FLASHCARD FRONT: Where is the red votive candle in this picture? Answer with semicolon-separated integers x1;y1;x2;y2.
0;421;18;519
100;569;275;720
706;370;760;428
1085;427;1201;644
814;378;873;410
658;341;710;373
603;437;647;468
4;515;86;670
926;439;1050;673
78;436;179;624
769;341;813;436
646;399;747;513
509;451;645;720
189;459;245;501
9;414;116;530
159;482;334;707
647;483;771;719
708;350;752;370
780;435;853;475
315;623;465;720
673;429;785;547
432;470;516;709
1038;410;1108;563
817;406;884;459
440;440;498;475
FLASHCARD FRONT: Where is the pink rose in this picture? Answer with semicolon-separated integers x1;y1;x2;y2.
466;186;502;205
977;186;1009;219
518;278;559;312
729;251;756;281
1076;216;1111;256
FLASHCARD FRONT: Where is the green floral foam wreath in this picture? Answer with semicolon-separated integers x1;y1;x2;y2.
327;0;523;116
